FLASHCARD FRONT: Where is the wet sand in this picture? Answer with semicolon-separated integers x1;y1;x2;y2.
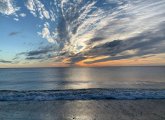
0;100;165;120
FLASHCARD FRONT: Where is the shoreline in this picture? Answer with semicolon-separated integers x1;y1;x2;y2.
0;100;165;120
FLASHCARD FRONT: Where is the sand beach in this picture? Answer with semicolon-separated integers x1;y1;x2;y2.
0;100;165;120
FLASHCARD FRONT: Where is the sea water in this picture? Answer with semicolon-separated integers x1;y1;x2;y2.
0;67;165;100
0;67;165;90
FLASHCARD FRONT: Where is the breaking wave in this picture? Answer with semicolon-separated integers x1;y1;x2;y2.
0;88;165;101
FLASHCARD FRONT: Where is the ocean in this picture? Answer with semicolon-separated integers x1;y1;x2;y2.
0;67;165;100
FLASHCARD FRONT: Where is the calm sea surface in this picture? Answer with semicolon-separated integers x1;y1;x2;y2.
0;67;165;90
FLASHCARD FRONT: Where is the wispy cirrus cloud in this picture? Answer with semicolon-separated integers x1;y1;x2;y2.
69;23;165;64
0;0;165;66
26;0;50;19
0;0;20;15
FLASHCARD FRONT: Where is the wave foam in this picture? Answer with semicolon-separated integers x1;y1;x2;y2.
0;88;165;101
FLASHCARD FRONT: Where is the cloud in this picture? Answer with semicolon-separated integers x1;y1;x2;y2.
26;49;52;56
15;45;57;61
19;13;26;17
26;0;50;19
48;0;165;65
26;56;44;60
39;22;56;43
66;56;87;64
1;0;165;65
0;59;12;63
0;0;19;15
36;0;165;59
24;0;111;51
83;23;165;64
26;0;165;65
13;18;19;21
9;31;20;36
26;45;56;56
86;37;105;45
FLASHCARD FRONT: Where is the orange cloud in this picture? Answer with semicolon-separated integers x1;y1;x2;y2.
74;54;165;67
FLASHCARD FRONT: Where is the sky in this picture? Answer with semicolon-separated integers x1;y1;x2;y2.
0;0;165;68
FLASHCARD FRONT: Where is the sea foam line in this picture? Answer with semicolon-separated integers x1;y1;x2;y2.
0;88;165;101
